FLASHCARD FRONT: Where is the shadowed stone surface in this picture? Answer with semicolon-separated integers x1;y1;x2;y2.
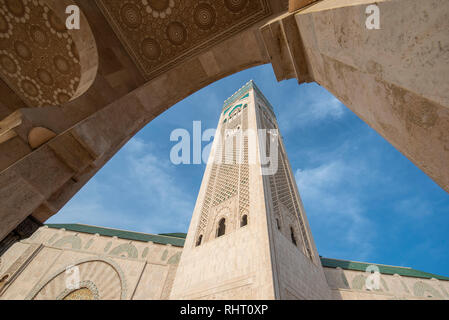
0;0;447;301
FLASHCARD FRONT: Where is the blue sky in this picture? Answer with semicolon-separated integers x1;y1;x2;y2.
49;64;449;277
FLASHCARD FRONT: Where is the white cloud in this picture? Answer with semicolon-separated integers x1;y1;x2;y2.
125;137;148;154
125;138;194;225
48;178;139;230
307;96;345;121
50;137;194;234
295;159;376;260
278;87;346;133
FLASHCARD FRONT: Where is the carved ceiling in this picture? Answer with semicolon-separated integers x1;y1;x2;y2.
96;0;272;81
0;0;82;107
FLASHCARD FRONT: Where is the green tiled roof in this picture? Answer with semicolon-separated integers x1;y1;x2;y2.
46;224;186;247
320;257;449;281
158;233;187;239
222;80;274;114
44;224;449;281
223;81;252;111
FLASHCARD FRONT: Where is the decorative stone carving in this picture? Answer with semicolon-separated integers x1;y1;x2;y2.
0;0;98;107
27;257;127;300
58;280;99;300
27;127;56;149
96;0;271;80
52;234;82;249
413;281;444;299
109;243;138;259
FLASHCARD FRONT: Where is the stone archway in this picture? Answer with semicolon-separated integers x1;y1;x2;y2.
25;257;127;300
0;0;287;244
0;0;448;248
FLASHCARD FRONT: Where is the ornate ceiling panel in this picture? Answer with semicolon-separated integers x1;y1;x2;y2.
0;0;81;107
96;0;272;81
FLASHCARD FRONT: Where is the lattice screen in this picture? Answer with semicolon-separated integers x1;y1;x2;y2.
195;102;249;244
259;103;314;260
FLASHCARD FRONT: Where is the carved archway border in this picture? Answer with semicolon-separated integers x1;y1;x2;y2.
55;280;100;300
25;256;127;300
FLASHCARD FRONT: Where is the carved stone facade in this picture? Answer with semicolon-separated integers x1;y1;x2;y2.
96;0;273;80
0;0;448;300
194;84;251;244
0;224;184;299
169;81;332;299
0;0;288;244
1;223;448;300
321;259;449;300
255;87;314;261
0;0;97;107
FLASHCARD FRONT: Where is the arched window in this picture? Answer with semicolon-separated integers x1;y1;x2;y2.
217;218;226;237
290;227;297;246
196;235;203;247
276;218;281;230
240;215;248;227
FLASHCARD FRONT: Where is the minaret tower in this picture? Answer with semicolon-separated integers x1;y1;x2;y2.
170;81;331;299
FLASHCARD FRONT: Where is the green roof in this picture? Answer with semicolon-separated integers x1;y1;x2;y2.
45;224;449;281
320;257;449;281
46;224;186;247
222;80;274;114
158;233;187;239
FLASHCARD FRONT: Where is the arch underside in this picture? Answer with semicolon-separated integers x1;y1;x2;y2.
26;257;127;300
0;0;288;242
0;0;448;246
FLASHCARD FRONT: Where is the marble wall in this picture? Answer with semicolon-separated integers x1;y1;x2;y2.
0;226;183;300
323;267;449;300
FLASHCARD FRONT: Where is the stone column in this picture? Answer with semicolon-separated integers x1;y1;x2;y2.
263;0;449;192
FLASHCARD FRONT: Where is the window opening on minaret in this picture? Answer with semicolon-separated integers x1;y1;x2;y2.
240;215;248;227
217;218;226;237
290;227;297;246
196;235;203;247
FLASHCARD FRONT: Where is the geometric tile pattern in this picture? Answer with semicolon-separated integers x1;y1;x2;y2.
0;0;81;107
96;0;271;80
